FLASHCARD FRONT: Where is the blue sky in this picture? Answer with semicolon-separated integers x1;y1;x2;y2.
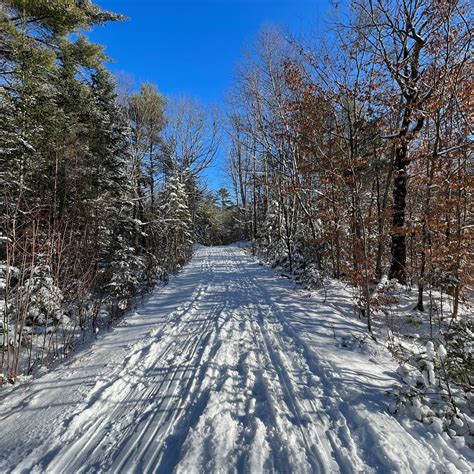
89;0;331;189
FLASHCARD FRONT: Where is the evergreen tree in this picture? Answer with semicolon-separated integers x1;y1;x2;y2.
160;173;193;269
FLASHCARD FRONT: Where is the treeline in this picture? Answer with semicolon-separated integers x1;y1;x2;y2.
227;0;472;330
0;1;235;382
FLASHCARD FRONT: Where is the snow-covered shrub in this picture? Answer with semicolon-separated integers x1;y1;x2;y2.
66;297;98;332
292;229;327;287
143;252;168;289
391;337;474;448
300;263;324;288
443;319;473;389
0;263;19;313
9;265;64;327
258;200;285;264
107;243;146;314
258;205;325;288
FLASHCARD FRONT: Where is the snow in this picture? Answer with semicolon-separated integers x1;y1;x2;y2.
438;344;447;361
426;341;436;360
0;245;471;473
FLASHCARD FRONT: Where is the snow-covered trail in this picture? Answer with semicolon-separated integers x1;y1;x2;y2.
0;245;471;473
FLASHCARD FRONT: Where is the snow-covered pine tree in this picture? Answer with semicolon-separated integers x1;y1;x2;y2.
160;173;193;270
260;199;285;266
0;0;132;378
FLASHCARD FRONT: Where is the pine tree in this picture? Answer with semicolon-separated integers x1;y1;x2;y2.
160;173;193;269
0;0;130;378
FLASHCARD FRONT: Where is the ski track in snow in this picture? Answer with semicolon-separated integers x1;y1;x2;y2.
0;245;471;473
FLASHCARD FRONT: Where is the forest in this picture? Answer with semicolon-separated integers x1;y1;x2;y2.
0;0;473;467
1;0;243;381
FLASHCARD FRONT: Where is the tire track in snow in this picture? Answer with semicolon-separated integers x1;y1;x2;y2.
103;250;227;472
169;259;252;473
114;303;225;473
219;248;319;472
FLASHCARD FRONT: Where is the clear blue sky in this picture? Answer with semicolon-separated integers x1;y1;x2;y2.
88;0;331;189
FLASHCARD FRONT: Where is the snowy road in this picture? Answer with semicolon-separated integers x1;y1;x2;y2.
0;245;471;473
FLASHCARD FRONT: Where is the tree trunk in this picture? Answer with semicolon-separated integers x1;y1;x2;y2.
388;160;408;284
388;112;425;284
